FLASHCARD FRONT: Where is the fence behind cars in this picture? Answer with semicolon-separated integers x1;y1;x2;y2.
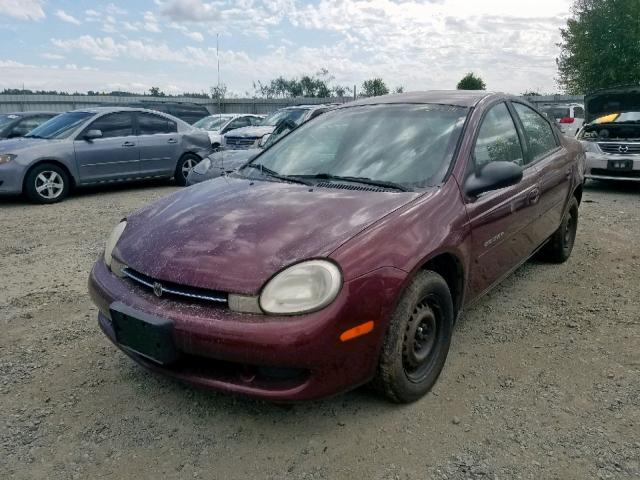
0;94;352;115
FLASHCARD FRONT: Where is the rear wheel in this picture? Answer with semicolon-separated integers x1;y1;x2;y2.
538;197;579;263
374;270;454;403
174;153;200;186
24;163;70;204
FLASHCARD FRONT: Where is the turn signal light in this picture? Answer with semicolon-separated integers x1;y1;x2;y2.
340;321;375;342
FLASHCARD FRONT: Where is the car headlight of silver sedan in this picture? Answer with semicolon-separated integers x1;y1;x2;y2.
192;157;211;175
258;260;342;315
104;220;127;271
0;153;16;165
580;141;601;153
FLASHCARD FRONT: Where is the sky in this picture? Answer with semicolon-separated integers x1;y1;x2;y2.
0;0;574;96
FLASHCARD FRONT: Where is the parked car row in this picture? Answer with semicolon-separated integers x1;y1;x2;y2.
89;90;585;403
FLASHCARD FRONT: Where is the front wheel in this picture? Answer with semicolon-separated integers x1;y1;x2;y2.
24;163;70;204
174;153;200;186
374;270;454;403
538;197;579;263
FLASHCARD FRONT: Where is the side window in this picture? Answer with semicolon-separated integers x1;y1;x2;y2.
138;113;177;135
473;103;524;169
512;103;558;161
88;113;134;139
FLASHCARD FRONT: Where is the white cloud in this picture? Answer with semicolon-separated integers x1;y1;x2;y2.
55;9;81;25
183;31;204;42
160;0;220;22
0;0;45;20
41;52;65;60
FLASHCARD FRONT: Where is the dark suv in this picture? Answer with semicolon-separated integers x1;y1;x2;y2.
0;111;58;139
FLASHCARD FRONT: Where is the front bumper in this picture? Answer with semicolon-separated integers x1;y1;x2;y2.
0;160;26;194
585;152;640;181
88;259;406;401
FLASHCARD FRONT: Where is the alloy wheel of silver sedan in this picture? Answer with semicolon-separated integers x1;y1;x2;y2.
35;171;65;200
181;158;198;177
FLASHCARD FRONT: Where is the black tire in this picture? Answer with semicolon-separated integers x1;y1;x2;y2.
24;163;70;204
538;197;579;263
374;270;454;403
174;153;200;186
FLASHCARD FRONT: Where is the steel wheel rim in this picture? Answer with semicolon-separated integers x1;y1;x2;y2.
181;158;197;176
403;297;440;383
35;171;64;199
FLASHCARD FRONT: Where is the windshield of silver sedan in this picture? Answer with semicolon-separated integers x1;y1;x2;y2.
25;111;93;139
239;104;468;190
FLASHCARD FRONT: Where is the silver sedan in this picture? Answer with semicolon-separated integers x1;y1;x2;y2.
0;107;211;203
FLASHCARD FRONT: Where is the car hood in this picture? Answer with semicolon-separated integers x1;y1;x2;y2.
585;85;640;123
0;137;56;153
224;125;275;138
115;177;418;294
209;149;260;169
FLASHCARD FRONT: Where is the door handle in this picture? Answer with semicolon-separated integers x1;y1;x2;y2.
528;187;540;205
122;141;136;147
167;138;178;144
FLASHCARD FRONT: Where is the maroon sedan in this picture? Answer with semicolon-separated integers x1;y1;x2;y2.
89;91;584;403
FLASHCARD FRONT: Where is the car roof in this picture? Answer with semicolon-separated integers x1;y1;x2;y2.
342;90;495;108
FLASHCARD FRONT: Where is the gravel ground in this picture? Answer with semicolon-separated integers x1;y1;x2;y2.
1;181;638;480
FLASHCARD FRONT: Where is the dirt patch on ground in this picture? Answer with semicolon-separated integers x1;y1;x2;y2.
1;181;638;479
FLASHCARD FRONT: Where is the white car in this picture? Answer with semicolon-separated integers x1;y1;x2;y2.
193;114;264;149
540;103;585;137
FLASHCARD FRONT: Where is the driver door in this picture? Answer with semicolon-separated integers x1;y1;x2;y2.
73;112;139;183
464;102;542;299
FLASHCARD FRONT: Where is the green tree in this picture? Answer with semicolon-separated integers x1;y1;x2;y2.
361;78;389;97
149;86;165;97
456;73;486;90
557;0;640;94
393;86;405;94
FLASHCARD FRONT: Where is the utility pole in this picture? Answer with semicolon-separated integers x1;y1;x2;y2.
217;33;221;115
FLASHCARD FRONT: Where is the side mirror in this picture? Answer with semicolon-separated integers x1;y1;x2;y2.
464;161;523;197
84;129;103;141
259;134;271;148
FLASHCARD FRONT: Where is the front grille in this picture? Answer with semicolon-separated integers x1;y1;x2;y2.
225;136;257;149
315;181;387;192
591;168;640;179
598;143;640;155
122;267;228;305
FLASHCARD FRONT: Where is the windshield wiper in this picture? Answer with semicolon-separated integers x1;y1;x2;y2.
244;164;312;186
24;134;44;139
297;173;410;192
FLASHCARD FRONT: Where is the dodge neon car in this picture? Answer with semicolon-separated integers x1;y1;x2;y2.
89;91;584;403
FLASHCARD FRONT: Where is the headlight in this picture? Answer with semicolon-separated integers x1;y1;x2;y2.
0;154;16;165
580;141;601;153
104;220;127;268
259;260;342;315
192;157;211;175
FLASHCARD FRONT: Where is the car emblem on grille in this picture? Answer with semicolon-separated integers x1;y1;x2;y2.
153;282;164;297
618;145;629;153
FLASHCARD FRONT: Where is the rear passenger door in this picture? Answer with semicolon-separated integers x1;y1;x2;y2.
135;113;180;176
73;112;139;182
511;102;570;244
464;102;541;299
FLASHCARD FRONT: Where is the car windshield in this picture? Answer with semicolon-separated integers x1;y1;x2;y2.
261;108;307;126
241;104;468;189
542;107;571;119
26;111;93;139
193;116;231;130
0;114;18;129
